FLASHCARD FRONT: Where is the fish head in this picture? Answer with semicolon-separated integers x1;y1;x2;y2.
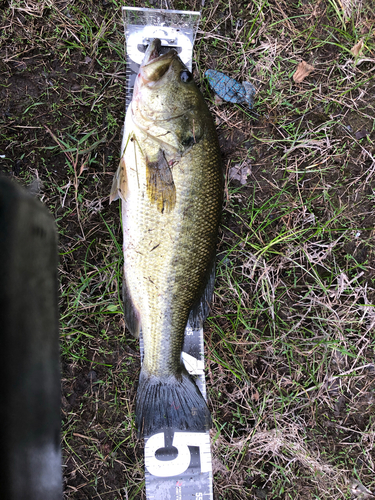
132;39;205;154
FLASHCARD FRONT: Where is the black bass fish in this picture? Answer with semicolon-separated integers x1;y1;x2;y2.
110;39;223;437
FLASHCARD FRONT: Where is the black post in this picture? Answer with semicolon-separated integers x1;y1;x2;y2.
0;178;62;500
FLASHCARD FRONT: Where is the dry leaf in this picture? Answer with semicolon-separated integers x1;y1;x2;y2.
251;389;260;402
293;61;315;83
351;39;364;57
214;94;223;105
229;163;251;184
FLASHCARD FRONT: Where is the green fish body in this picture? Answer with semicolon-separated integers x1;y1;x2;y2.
110;39;223;437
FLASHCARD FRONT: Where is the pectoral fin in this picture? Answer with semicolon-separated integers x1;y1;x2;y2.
109;157;128;203
146;149;176;213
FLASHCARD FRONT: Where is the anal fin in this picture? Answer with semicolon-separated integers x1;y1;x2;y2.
187;261;216;329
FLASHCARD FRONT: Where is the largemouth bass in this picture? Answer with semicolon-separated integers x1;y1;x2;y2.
110;39;223;437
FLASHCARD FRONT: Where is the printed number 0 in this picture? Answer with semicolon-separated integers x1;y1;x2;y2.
145;432;211;478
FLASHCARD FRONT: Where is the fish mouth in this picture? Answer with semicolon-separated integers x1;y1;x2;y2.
142;38;163;65
140;38;177;83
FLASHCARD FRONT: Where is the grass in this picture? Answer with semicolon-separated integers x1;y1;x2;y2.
1;0;375;498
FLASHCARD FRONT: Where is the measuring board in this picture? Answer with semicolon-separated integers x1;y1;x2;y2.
122;7;214;500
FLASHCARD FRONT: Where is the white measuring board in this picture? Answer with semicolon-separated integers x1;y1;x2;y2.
140;324;213;500
122;7;213;500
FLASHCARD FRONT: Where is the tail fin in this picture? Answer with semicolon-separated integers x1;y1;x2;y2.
136;367;211;437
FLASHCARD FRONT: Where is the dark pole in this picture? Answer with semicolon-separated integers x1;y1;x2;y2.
0;178;62;500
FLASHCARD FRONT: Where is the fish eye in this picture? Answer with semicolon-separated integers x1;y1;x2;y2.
180;70;192;83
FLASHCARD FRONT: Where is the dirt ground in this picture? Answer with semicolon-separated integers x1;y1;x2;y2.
1;0;375;499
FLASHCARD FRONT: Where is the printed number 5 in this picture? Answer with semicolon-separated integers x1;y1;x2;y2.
145;432;211;478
